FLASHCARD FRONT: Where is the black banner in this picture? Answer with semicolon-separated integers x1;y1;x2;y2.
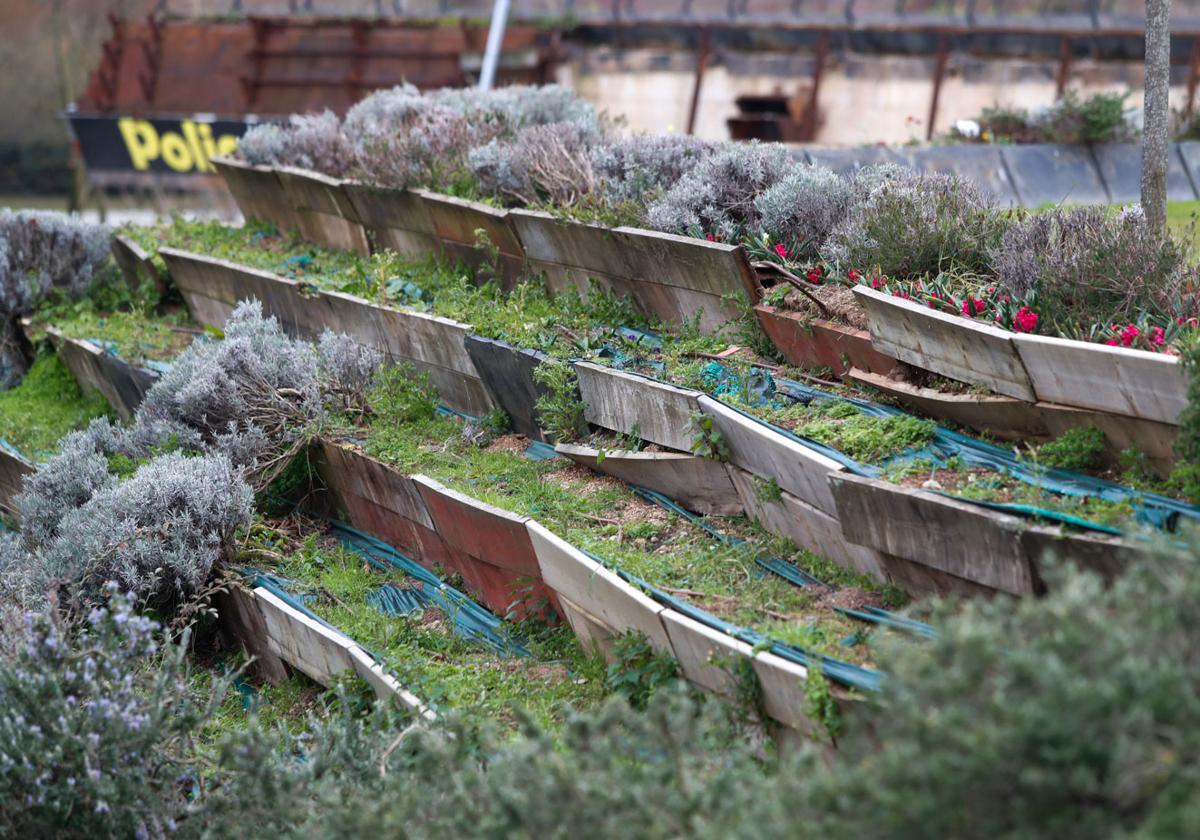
67;114;256;175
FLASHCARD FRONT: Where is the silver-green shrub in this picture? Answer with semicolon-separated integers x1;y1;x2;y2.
644;141;794;240
591;133;715;205
469;121;602;206
754;164;852;259
238;111;353;177
821;167;1005;278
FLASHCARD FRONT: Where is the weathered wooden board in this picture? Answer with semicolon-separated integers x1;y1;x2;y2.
1021;525;1145;587
751;651;813;733
556;443;744;516
849;367;1049;441
348;646;434;718
697;395;844;516
343;182;442;259
728;467;887;582
830;472;1036;596
527;520;673;653
1013;332;1188;425
660;609;756;697
510;210;751;334
556;594;619;658
212;156;299;230
0;444;33;521
161;248;493;416
46;327;159;422
854;285;1036;402
574;362;702;452
110;233;166;297
1037;401;1178;478
878;553;1003;599
463;335;548;441
417;190;523;255
316;441;434;529
215;584;289;683
413;474;555;619
755;305;899;377
276;166;369;256
254;586;358;685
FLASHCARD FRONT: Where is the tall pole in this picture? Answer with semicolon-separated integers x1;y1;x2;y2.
478;0;511;91
1142;0;1172;238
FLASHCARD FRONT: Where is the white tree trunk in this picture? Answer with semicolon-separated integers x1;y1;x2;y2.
1143;0;1172;237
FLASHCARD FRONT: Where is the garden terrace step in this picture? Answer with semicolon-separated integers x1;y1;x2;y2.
160;247;494;416
573;361;703;453
829;472;1152;597
342;181;441;259
509;209;758;335
40;326;160;422
855;284;1189;427
313;439;558;621
227;582;433;719
415;189;526;290
110;233;167;299
275;166;370;257
850;367;1180;477
463;335;552;441
554;444;743;517
212;156;301;232
854;285;1037;402
753;305;900;378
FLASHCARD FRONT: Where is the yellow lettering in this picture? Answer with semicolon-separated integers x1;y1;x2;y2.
197;122;218;166
160;132;194;172
117;118;159;170
181;120;209;172
216;135;239;157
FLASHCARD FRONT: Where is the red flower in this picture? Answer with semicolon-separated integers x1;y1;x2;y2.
847;269;860;281
1152;326;1166;346
961;300;972;317
1105;339;1119;346
974;298;985;314
961;297;985;317
1119;324;1140;347
1012;307;1039;333
774;243;788;258
705;232;715;241
806;266;823;284
870;276;883;290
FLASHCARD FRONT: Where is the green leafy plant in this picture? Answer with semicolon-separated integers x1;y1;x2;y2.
606;631;680;709
687;411;730;461
533;358;585;443
802;661;841;745
755;474;783;503
1035;425;1107;472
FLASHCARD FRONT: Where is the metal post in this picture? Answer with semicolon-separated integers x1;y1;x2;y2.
478;0;511;91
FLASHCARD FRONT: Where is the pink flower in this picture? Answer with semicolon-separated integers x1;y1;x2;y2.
961;300;972;317
961;297;985;317
1012;307;1039;333
774;243;788;258
1152;326;1166;346
974;298;985;314
1120;324;1140;347
705;232;715;242
1105;339;1119;346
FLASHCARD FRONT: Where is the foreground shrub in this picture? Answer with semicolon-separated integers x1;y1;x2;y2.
822;168;1005;278
0;589;220;838
990;205;1195;333
645;141;793;241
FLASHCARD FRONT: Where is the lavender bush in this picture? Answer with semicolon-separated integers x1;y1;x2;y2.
990;205;1194;330
821;167;1006;278
470;121;602;207
238;111;353;177
591;133;715;205
754;164;852;259
1;211;112;387
644;141;794;241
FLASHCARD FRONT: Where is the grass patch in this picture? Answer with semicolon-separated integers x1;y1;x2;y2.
39;308;197;366
0;353;111;459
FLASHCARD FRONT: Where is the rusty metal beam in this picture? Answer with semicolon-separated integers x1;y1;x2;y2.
686;27;710;136
1055;35;1073;98
926;31;948;141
